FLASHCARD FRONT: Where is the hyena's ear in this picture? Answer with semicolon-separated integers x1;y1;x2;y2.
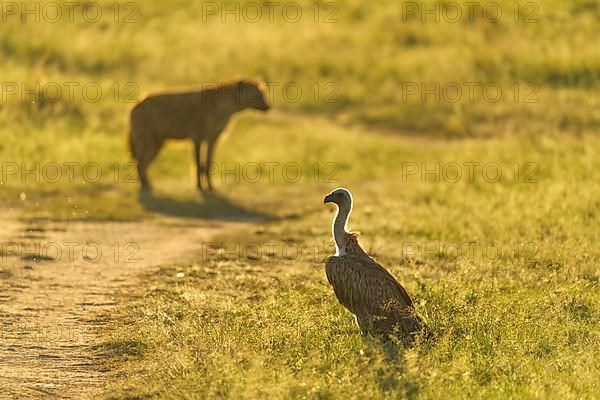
254;76;267;88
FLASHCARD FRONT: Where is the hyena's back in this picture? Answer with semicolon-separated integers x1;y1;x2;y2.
130;91;216;145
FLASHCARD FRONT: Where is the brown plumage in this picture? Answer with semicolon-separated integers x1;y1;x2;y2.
324;188;426;344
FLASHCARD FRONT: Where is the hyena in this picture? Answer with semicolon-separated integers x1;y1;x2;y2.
129;79;270;192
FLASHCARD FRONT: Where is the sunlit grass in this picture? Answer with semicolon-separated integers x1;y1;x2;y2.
101;113;600;399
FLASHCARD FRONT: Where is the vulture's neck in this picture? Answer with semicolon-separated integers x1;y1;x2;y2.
333;203;352;256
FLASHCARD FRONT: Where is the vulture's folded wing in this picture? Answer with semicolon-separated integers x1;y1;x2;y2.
325;255;414;316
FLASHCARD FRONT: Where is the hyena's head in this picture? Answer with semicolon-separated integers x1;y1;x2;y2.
239;80;270;112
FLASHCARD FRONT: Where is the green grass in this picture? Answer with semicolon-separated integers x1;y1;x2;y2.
1;0;599;398
101;113;600;399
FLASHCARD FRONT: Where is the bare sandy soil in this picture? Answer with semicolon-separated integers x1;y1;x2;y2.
0;211;236;399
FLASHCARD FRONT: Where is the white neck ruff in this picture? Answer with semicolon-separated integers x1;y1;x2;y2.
332;203;351;256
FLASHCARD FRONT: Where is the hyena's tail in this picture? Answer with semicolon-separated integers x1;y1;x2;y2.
128;129;136;160
127;103;138;160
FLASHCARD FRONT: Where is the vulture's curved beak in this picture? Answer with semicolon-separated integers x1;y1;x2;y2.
324;194;334;204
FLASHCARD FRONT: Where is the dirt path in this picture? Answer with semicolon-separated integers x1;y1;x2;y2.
0;211;239;399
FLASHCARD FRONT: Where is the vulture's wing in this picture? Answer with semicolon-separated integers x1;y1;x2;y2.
325;255;414;316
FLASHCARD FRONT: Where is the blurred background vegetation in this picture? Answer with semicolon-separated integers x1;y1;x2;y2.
1;0;598;136
1;0;598;217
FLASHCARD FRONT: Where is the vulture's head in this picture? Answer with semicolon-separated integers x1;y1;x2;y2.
324;188;353;209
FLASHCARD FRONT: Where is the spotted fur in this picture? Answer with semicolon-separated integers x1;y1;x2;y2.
129;79;269;192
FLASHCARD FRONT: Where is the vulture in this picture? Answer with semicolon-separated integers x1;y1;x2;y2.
323;188;426;344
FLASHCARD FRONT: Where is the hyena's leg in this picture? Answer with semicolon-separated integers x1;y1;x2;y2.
205;138;218;191
136;139;162;192
193;139;203;192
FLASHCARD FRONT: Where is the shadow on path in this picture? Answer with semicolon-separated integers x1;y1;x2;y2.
138;191;276;222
